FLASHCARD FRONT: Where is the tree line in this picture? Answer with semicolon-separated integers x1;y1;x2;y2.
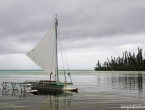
94;47;145;71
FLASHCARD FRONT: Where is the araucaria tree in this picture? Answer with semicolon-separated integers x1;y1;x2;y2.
94;47;145;71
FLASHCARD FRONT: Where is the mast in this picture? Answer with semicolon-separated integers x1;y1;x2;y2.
55;14;59;82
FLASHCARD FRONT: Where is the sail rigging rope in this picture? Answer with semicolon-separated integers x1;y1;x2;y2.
58;28;70;73
58;28;72;82
59;39;66;82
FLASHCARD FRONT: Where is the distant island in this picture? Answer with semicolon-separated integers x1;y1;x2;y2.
94;47;145;71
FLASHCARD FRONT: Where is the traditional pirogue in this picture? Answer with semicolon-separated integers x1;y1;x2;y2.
25;15;78;92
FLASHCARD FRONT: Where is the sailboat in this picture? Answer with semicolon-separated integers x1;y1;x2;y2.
26;15;78;92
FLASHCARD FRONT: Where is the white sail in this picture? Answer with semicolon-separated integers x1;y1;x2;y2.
26;24;57;80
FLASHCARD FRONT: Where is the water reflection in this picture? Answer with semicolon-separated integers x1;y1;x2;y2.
96;72;144;96
44;93;73;110
138;73;143;92
117;73;143;93
2;88;75;110
2;89;31;98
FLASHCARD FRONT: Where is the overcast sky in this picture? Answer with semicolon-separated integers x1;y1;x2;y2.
0;0;145;70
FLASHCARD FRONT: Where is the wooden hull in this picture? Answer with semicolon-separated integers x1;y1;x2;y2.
31;83;66;91
30;80;77;93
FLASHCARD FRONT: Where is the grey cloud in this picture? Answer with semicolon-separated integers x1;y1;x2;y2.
0;40;23;54
0;0;145;55
61;5;145;41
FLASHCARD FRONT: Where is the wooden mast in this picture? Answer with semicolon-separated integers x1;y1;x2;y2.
55;14;59;82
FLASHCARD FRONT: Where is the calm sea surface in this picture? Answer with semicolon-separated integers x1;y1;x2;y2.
0;70;145;110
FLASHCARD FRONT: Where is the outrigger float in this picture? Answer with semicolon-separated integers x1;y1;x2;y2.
2;81;37;93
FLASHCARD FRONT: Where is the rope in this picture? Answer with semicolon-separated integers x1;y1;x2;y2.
58;28;70;72
58;33;66;82
58;36;65;71
58;28;70;82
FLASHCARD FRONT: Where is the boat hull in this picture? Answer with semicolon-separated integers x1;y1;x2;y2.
31;83;66;91
29;80;76;92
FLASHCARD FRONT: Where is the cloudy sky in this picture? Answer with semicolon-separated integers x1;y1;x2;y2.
0;0;145;70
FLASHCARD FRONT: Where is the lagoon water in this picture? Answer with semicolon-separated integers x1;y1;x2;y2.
0;70;145;110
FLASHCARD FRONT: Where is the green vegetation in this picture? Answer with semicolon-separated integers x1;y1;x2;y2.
94;47;145;71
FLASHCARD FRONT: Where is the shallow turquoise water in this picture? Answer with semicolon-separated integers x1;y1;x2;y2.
0;70;145;110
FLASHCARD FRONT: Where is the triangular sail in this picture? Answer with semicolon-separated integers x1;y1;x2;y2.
26;24;57;80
